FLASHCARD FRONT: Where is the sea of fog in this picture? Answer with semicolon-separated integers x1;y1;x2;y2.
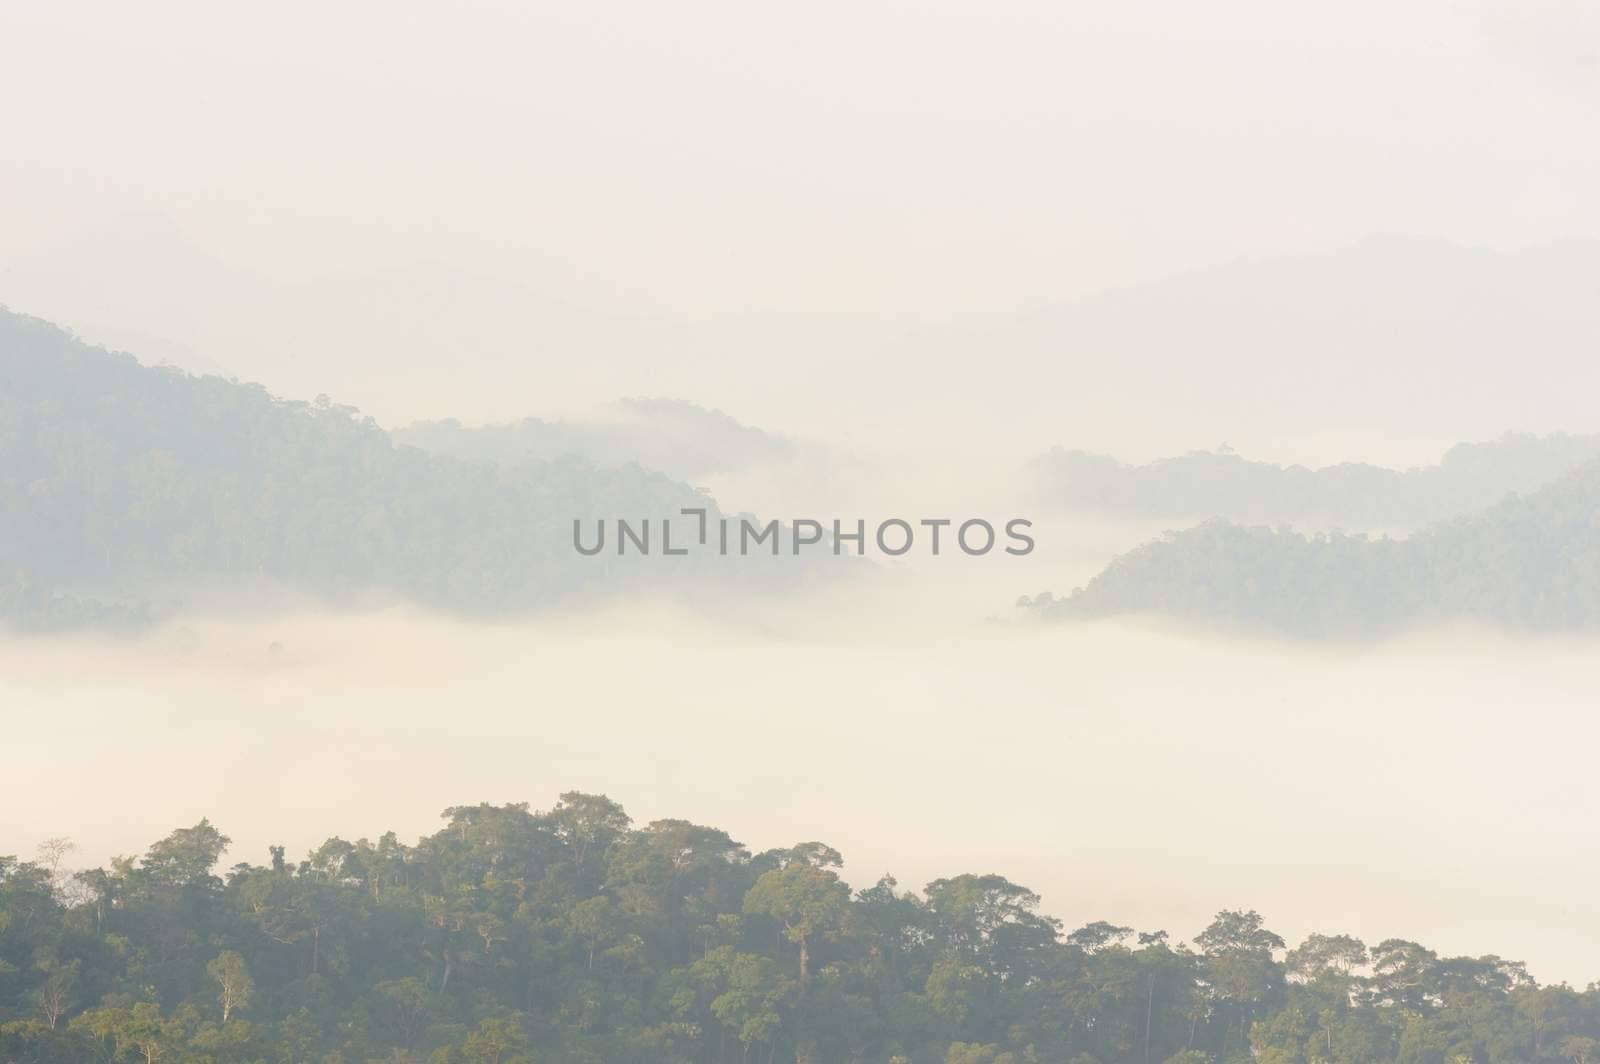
6;560;1600;987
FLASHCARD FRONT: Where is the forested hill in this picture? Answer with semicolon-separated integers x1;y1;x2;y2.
2;794;1591;1064
0;308;805;630
1034;435;1600;530
1025;456;1600;637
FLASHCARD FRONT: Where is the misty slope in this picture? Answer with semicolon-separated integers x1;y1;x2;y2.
0;215;692;424
0;308;803;629
16;223;1600;457
1035;434;1600;529
868;235;1600;451
1028;457;1600;636
395;398;791;483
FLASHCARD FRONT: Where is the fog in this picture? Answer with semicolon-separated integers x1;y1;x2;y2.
6;0;1598;310
8;583;1600;986
5;1;1600;465
1;419;1593;981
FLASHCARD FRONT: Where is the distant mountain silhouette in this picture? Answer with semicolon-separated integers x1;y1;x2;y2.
11;224;1600;453
396;399;791;483
1034;434;1600;530
0;215;693;425
1026;454;1600;636
863;234;1600;452
0;307;819;630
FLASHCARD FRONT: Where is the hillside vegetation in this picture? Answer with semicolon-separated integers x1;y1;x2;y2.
1025;457;1600;636
0;308;800;631
2;794;1592;1064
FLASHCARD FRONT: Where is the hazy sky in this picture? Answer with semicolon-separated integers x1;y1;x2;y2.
4;0;1598;322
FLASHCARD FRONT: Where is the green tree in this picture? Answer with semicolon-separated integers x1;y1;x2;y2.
207;950;254;1022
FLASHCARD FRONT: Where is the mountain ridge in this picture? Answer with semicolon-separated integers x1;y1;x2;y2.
1027;453;1600;636
0;307;819;631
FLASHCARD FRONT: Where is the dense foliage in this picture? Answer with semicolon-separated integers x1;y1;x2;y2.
0;309;813;631
1033;437;1600;530
1024;455;1600;637
3;795;1592;1064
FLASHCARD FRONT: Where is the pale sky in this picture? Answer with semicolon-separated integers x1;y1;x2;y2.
3;0;1598;321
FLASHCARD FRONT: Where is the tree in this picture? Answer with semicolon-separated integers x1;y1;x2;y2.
1068;921;1135;953
460;1016;530;1064
692;946;796;1061
566;895;618;971
743;847;852;1064
923;874;1061;980
1562;1034;1600;1064
374;977;433;1052
34;837;77;898
141;819;231;889
1285;933;1367;983
1196;910;1286;1057
27;951;77;1030
207;950;254;1022
73;1001;190;1064
743;851;851;995
1368;939;1440;1011
550;792;632;889
29;950;78;1029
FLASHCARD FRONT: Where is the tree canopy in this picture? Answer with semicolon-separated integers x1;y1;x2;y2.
2;792;1594;1064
